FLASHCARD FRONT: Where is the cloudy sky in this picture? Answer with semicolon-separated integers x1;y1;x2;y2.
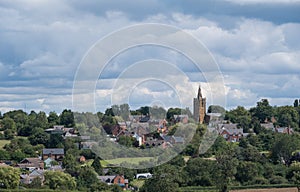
0;0;300;114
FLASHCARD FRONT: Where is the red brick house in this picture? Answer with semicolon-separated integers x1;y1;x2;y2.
42;148;64;161
98;175;129;190
220;128;245;142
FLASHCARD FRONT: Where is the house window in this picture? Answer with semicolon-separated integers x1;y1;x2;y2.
118;178;121;183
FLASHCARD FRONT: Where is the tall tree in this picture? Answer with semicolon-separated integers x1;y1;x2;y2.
48;111;59;127
250;99;274;123
275;106;299;129
60;109;75;127
63;153;79;176
35;111;49;129
76;166;99;189
91;156;103;175
214;145;238;192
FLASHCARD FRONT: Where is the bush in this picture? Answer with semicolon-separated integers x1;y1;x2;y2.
269;175;288;184
247;177;269;185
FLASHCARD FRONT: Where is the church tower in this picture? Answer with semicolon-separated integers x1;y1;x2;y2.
193;86;206;124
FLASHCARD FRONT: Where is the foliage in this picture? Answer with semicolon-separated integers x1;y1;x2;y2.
271;134;300;165
62;153;79;176
184;157;215;186
59;109;75;127
141;164;181;192
292;170;300;192
76;166;99;189
28;128;50;146
29;176;43;188
250;99;274;123
44;171;76;190
118;135;136;147
214;144;238;192
47;111;59;127
235;161;261;184
91;156;103;175
208;105;226;116
0;167;20;189
275;106;299;130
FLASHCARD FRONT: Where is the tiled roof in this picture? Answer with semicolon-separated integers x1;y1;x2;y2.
218;123;238;129
98;175;116;183
221;128;243;135
261;123;274;129
42;148;64;155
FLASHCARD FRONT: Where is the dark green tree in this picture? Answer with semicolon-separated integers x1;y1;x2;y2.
28;128;50;145
91;156;103;175
214;145;238;192
166;107;181;121
275;106;299;129
235;161;260;184
63;153;79;176
271;134;300;165
141;164;180;192
184;157;215;186
250;99;274;123
48;111;59;127
4;129;14;139
60;109;75;127
35;111;49;129
76;166;99;189
118;135;135;147
48;133;63;148
138;106;150;116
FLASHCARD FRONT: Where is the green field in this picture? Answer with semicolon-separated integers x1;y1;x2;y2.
0;139;10;149
99;157;155;167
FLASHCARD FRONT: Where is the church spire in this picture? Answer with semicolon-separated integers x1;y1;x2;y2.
197;85;202;99
194;84;206;124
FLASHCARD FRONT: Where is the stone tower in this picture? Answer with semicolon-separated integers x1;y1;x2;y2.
193;86;206;124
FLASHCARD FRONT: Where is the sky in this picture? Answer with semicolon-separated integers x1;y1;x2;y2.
0;0;300;114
